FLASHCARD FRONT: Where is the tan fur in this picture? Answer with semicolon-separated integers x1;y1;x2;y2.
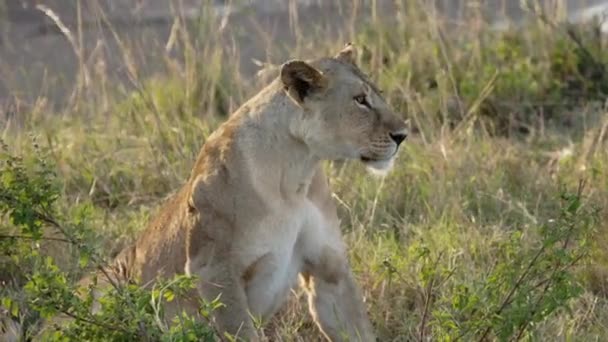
36;44;408;341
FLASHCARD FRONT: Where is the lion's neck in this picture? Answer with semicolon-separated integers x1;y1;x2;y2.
237;81;320;201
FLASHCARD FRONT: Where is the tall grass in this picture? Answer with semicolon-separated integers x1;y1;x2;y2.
1;1;608;340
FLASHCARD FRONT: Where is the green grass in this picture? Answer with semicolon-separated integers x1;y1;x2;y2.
2;1;608;341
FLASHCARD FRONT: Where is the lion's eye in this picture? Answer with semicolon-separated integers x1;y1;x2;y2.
354;94;370;108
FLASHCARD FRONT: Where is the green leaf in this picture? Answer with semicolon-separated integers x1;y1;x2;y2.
79;254;90;268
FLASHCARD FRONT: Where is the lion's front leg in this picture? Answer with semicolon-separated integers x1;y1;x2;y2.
188;262;260;342
300;247;375;342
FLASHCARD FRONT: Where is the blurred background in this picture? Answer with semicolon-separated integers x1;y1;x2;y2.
1;0;608;107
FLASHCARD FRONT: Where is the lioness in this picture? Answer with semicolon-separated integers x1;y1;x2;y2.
32;44;407;341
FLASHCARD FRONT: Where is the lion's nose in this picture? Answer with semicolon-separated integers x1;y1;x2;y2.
389;130;407;146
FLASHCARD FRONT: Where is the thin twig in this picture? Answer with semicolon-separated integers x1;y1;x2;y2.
0;234;71;243
512;181;587;341
418;252;444;342
36;210;122;292
56;307;128;333
27;274;129;335
475;244;547;341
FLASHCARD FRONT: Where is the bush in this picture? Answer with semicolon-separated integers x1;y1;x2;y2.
0;140;219;341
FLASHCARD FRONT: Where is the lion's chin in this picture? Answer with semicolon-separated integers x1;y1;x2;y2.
361;157;395;176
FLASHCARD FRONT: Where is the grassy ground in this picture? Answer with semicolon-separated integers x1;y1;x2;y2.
2;1;608;341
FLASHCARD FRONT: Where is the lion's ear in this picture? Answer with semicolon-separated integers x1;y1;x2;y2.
280;60;327;105
335;43;358;65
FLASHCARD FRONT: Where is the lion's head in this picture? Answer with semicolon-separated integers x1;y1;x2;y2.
280;44;408;172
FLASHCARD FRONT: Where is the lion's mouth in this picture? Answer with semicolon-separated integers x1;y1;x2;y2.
360;151;397;163
360;155;378;162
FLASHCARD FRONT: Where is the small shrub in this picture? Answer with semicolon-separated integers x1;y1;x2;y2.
0;140;219;341
420;182;596;341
